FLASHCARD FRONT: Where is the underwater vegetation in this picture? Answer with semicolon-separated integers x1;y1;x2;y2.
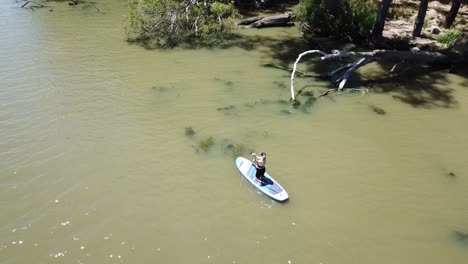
184;128;253;158
185;127;195;137
217;105;238;115
290;90;316;113
197;137;215;152
454;230;468;245
272;81;287;89
214;77;235;90
217;105;236;111
214;91;317;116
152;85;170;92
244;99;272;108
260;63;290;72
226;143;254;159
369;104;386;115
447;171;456;177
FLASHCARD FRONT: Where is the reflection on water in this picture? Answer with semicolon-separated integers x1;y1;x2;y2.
1;1;468;264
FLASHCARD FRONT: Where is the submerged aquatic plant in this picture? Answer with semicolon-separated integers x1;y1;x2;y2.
152;85;170;92
217;105;237;115
273;81;287;89
290;100;301;108
217;105;236;111
197;137;215;152
185;127;195;137
288;90;316;113
231;144;246;158
369;105;386;115
454;230;468;243
224;80;234;87
214;77;234;89
448;171;456;177
301;91;316;111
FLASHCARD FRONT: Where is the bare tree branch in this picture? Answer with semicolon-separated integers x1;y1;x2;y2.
21;1;45;8
290;49;459;101
290;50;327;100
338;58;376;90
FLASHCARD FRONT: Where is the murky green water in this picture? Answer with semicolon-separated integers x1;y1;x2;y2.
1;1;468;263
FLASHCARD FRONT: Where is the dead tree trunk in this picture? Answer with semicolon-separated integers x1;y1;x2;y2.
237;16;266;25
238;12;294;28
413;0;429;37
290;49;460;100
371;0;393;40
445;0;462;28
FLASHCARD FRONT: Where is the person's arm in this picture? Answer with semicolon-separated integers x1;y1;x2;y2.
251;153;257;163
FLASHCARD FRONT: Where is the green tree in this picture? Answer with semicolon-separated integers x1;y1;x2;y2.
297;0;353;39
126;0;239;48
349;0;377;41
297;0;376;41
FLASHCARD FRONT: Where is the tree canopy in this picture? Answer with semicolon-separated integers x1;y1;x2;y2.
125;0;239;48
124;0;466;49
297;0;377;42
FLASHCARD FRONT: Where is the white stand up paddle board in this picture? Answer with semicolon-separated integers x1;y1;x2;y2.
235;157;289;202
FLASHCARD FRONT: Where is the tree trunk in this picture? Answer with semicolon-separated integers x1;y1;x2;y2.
445;0;462;28
237;16;265;25
413;0;429;37
325;0;343;14
238;12;294;28
371;0;393;40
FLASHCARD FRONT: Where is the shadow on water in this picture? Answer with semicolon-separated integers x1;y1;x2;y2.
453;230;468;246
128;15;466;110
457;68;468;87
225;34;467;109
361;65;464;109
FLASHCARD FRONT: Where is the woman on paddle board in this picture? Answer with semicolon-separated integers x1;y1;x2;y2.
251;152;267;185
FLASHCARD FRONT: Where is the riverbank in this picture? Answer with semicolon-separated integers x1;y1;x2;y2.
2;2;468;263
239;0;467;51
382;0;467;50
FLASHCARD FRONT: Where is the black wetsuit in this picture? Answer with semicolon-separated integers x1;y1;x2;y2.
255;165;266;180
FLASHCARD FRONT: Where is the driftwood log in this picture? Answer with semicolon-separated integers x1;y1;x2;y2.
290;49;462;100
238;12;294;28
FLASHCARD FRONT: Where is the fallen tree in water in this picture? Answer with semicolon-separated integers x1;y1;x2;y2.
289;49;465;100
237;12;294;28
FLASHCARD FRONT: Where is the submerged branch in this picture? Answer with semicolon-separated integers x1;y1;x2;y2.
290;50;326;101
337;58;376;90
321;50;450;64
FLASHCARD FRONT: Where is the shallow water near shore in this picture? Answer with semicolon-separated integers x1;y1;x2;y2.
1;1;468;264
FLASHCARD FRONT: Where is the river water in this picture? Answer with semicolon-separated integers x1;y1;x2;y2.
1;1;468;263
